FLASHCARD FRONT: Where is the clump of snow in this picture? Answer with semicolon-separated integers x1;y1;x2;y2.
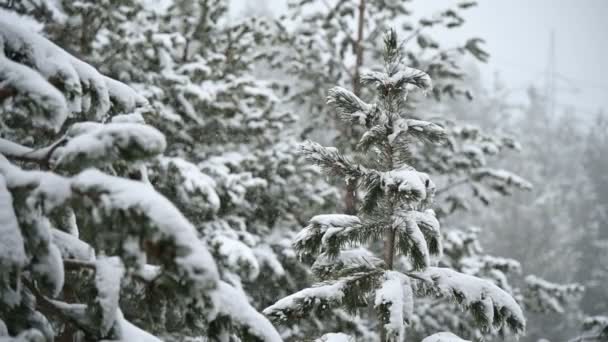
381;167;434;203
326;86;374;124
215;281;282;342
421;332;470;342
110;113;146;124
0;155;72;212
361;66;432;94
113;309;162;342
95;256;124;335
156;157;220;214
0;9;131;118
0;176;26;268
416;267;525;333
472;168;533;190
310;214;361;228
374;271;413;340
51;228;95;262
212;234;260;281
104;76;148;112
0;54;68;131
253;245;285;277
53;122;166;170
31;242;64;297
71;169;219;290
312;248;384;279
315;332;353;342
263;278;349;320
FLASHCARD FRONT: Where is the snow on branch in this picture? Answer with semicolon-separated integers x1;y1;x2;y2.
327;86;377;126
0;175;27;301
422;332;470;342
315;333;353;342
374;271;414;341
0;53;68;130
294;214;361;257
113;309;162;342
153;157;220;216
52;122;166;171
215;281;282;342
524;275;584;314
415;267;525;334
0;9;144;120
51;228;94;262
407;209;442;256
381;166;436;206
403;119;447;144
312;248;384;281
573;316;608;342
211;234;260;281
92;256;124;335
103;76;148;113
471;168;533;191
300;141;367;182
393;209;442;270
361;66;432;95
0;155;72;211
71;169;219;292
263;271;382;323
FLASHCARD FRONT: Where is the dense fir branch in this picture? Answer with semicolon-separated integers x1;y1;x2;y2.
263;270;383;323
327;86;377;127
360;67;432;97
524;275;584;314
394;212;431;270
0;53;68;130
294;214;388;258
414;267;526;334
402;119;447;144
301;141;367;181
470;168;533;191
312;248;384;281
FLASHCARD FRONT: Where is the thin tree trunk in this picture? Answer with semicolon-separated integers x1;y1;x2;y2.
353;0;366;97
344;0;367;215
383;228;396;269
381;116;396;342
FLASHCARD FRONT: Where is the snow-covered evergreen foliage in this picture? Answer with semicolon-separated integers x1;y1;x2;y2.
274;0;487;144
0;6;285;341
264;30;525;342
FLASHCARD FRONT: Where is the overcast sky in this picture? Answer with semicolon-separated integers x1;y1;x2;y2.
232;0;608;115
407;0;608;116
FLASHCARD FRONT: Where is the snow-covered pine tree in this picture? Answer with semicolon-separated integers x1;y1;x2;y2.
12;1;338;338
263;30;525;342
276;0;486;143
0;8;282;342
407;86;586;339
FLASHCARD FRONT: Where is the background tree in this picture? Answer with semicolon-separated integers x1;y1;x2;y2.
264;30;525;342
272;0;488;215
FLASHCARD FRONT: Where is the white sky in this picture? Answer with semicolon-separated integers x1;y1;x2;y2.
408;0;608;116
231;0;608;115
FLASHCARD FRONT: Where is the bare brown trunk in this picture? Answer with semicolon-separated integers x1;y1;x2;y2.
344;0;367;215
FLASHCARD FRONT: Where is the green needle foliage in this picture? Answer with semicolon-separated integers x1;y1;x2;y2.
264;30;526;342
